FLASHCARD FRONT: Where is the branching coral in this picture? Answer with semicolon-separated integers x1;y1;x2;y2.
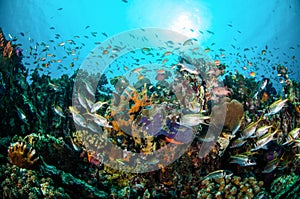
7;141;40;169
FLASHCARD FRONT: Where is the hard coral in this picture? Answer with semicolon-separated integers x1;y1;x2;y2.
0;164;70;199
224;99;244;131
211;99;244;131
7;141;40;169
197;174;269;199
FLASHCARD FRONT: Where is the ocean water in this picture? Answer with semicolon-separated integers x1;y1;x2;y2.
0;0;300;198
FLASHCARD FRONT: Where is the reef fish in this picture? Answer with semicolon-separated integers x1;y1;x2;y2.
177;63;199;75
230;138;247;148
251;125;273;138
180;114;210;127
202;170;233;180
264;98;288;116
251;127;279;151
91;101;108;113
262;159;279;173
15;106;28;125
230;154;256;166
53;105;65;118
240;118;262;139
283;127;300;145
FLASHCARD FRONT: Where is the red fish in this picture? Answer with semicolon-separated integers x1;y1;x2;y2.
165;137;184;145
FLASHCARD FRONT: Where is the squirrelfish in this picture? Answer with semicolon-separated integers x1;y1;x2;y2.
264;98;288;116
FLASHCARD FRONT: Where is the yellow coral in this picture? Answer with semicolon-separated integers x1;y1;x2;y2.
8;141;40;169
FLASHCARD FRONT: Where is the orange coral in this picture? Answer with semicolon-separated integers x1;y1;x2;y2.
3;41;13;58
128;89;152;117
0;32;4;47
8;141;40;169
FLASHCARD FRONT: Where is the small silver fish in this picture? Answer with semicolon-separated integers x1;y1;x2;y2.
230;138;247;148
264;98;288;116
282;128;300;145
202;170;233;180
177;63;199;75
15;106;28;124
84;81;95;96
78;92;88;110
240;118;262;139
180;114;210;127
58;42;65;46
230;155;256;166
288;127;300;139
260;78;269;91
91;101;108;113
87;113;112;128
262;159;279;173
72;112;87;128
251;125;273;138
48;82;60;91
85;97;94;109
251;127;279;151
53;105;65;118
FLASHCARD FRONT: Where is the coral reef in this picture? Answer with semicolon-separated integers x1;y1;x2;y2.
210;98;244;132
3;134;109;198
197;174;269;199
0;27;299;199
0;164;70;199
224;99;244;131
270;173;300;199
7;141;40;169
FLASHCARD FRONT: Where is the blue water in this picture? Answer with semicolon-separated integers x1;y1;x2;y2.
0;0;299;87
